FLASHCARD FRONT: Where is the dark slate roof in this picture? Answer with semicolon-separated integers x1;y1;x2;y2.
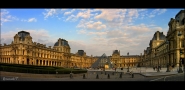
113;50;119;55
91;53;113;68
175;10;185;18
18;31;30;41
122;55;139;57
146;47;151;54
152;31;166;41
54;39;69;46
150;31;166;46
77;50;85;56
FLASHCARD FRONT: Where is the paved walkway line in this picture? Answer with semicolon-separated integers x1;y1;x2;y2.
150;77;165;81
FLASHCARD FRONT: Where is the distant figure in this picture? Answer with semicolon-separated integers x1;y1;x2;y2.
159;66;161;70
129;71;132;75
172;65;174;68
153;66;155;71
169;65;172;71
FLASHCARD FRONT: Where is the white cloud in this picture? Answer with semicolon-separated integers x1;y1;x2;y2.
148;9;167;18
94;9;126;21
64;9;75;15
43;9;58;19
28;18;37;22
88;31;107;36
106;30;128;38
86;21;106;30
77;20;106;30
65;14;78;22
1;9;19;25
77;9;91;19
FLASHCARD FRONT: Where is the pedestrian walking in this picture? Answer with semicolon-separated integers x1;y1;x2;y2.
169;65;172;71
159;65;161;70
153;66;155;71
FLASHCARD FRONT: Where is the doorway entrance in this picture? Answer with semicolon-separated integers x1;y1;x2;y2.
27;58;29;65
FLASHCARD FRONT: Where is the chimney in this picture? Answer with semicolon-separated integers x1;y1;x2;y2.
59;38;61;46
34;42;36;45
157;31;159;40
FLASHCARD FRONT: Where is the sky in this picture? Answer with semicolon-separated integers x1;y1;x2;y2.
1;8;184;56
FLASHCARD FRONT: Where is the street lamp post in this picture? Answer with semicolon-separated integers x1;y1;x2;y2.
166;40;170;72
178;32;183;73
156;50;160;72
157;58;160;72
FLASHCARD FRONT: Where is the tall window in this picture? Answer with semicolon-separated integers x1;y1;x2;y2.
182;18;185;25
182;40;184;48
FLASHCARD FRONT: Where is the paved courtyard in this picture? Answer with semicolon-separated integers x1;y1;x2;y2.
0;67;184;81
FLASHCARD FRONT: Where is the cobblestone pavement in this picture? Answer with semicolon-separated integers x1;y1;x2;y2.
1;68;184;81
0;71;176;81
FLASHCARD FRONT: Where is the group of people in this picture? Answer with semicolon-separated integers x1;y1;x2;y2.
153;65;161;71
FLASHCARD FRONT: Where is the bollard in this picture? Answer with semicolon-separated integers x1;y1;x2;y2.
70;73;73;79
83;74;86;79
96;74;99;79
119;73;122;78
132;73;134;78
107;74;110;79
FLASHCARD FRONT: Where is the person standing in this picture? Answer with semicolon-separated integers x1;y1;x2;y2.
153;66;155;71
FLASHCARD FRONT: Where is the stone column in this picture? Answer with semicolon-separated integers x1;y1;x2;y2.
170;54;172;65
176;37;180;67
42;60;43;66
176;50;180;67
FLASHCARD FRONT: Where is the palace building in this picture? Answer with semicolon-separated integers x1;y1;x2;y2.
91;50;141;69
0;31;97;68
2;10;183;69
109;50;140;68
140;10;185;68
0;31;141;69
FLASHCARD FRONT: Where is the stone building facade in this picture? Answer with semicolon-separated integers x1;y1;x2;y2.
109;50;140;68
0;31;97;68
140;10;185;68
0;30;141;69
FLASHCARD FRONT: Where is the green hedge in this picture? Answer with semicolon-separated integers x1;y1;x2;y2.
0;63;87;74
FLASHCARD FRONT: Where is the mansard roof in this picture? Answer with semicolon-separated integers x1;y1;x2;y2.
17;31;30;41
54;38;69;47
77;50;85;56
113;50;119;55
